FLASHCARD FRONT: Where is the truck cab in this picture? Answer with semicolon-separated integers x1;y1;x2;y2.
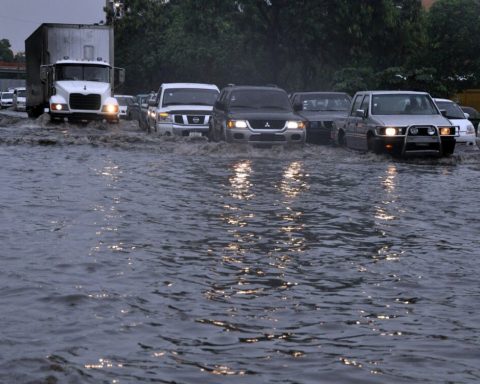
44;59;119;123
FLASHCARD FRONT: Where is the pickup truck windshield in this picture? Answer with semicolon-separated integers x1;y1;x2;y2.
163;89;219;107
372;94;438;115
56;64;110;83
229;90;292;111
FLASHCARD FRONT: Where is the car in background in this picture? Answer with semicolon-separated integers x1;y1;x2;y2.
290;91;351;144
12;87;26;111
209;85;306;146
434;98;476;146
126;93;149;121
114;94;136;119
460;105;480;135
335;91;457;157
149;83;219;136
146;92;158;129
1;91;14;109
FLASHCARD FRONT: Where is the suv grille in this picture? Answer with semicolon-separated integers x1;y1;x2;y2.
249;120;285;129
70;94;101;110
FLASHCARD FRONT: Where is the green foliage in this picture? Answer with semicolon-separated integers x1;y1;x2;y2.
112;0;477;97
0;39;14;62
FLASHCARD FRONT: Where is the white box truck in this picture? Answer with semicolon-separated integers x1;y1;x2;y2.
25;23;124;122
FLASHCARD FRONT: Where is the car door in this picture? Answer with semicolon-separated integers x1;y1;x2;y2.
357;94;371;151
345;94;364;149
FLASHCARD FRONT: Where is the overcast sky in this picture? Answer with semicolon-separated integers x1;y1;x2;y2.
0;0;106;53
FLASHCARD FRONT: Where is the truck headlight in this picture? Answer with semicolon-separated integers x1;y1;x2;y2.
50;103;69;111
227;120;248;129
102;104;119;114
286;121;305;129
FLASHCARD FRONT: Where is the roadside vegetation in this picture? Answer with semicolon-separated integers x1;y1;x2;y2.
113;0;480;96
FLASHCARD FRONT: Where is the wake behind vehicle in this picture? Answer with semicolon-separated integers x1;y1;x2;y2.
209;85;306;146
290;91;351;144
25;23;124;123
334;91;457;157
149;83;219;136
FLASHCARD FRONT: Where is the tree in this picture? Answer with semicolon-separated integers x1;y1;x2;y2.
423;0;480;91
0;39;14;62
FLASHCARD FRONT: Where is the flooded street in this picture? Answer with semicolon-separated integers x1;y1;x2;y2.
1;114;480;383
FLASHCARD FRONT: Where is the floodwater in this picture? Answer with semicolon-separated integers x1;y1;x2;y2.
1;114;480;384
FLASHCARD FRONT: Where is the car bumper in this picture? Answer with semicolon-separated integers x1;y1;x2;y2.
226;128;305;145
158;122;209;136
372;135;455;156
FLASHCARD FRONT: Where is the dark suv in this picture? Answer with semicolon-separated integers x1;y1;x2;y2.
209;85;306;145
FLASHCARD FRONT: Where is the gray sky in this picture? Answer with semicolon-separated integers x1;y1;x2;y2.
0;0;106;53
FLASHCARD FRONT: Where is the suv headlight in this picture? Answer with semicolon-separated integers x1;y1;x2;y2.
227;119;248;128
286;121;305;129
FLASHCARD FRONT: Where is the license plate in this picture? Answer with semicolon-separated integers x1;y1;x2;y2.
189;132;202;137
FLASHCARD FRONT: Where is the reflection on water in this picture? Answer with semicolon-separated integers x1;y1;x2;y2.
1;132;480;384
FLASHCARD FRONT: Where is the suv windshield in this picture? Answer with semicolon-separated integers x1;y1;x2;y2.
299;93;350;111
56;64;110;82
372;94;438;115
116;96;135;106
2;92;13;99
162;88;219;107
229;89;292;110
435;101;465;119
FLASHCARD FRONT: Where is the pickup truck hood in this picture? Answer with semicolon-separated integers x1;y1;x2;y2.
162;105;213;113
228;110;303;121
56;81;111;94
373;114;452;126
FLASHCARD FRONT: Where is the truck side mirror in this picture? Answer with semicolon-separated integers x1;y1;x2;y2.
214;100;224;110
113;67;125;87
40;66;49;82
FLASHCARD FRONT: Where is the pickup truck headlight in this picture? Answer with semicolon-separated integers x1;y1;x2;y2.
158;112;172;122
286;121;306;129
376;126;404;136
439;126;455;135
227;119;248;128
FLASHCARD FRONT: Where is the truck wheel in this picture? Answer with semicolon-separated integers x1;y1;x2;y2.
367;134;381;154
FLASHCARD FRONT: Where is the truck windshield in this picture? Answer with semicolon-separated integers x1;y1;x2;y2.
162;89;219;107
56;64;110;83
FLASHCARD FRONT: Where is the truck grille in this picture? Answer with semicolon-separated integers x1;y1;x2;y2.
249;120;285;129
69;94;101;110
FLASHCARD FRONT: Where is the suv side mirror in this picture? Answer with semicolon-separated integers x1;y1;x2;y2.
464;112;470;119
148;99;157;107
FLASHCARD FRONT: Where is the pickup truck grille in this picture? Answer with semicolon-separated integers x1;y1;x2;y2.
407;125;438;136
70;94;101;110
249;120;285;129
173;114;209;125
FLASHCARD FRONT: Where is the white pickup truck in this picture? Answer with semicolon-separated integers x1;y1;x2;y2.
148;83;219;136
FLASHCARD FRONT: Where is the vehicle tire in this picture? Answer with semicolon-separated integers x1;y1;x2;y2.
337;130;346;147
367;134;381;154
208;124;219;142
